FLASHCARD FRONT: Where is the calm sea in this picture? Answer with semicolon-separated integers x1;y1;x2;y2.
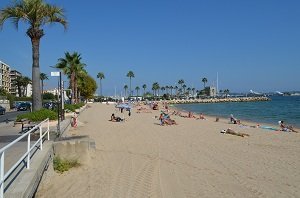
174;96;300;128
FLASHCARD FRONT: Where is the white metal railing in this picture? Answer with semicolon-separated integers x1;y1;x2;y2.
0;118;50;198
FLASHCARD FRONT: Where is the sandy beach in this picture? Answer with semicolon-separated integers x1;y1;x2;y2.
36;103;300;198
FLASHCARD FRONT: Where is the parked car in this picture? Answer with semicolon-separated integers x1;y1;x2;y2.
0;105;6;115
17;103;31;111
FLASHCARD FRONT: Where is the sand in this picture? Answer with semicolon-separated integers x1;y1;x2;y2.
36;103;300;198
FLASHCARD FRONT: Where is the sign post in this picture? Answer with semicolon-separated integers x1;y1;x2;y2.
51;71;61;135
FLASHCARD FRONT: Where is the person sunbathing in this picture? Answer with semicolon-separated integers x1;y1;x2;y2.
110;113;123;122
221;128;249;137
199;113;206;120
279;121;298;133
159;113;177;126
230;114;240;124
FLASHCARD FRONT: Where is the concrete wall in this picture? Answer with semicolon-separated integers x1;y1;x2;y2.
53;136;95;165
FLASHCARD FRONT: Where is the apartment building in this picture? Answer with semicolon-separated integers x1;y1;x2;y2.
0;60;11;92
10;69;22;96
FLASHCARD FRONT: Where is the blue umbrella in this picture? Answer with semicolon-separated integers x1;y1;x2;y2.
116;103;132;109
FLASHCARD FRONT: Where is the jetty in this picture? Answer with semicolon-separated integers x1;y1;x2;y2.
167;96;270;104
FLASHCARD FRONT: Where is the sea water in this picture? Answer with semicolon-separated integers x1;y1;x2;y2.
174;96;300;128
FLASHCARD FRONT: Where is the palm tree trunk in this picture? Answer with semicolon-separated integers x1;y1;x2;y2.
74;79;78;103
18;86;22;97
129;78;132;97
99;79;101;96
78;90;81;103
71;71;75;104
100;79;102;96
41;80;44;98
31;38;42;110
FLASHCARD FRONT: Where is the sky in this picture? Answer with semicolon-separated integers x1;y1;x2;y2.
0;0;299;96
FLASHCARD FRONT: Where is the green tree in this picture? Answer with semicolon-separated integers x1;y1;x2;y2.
77;69;88;102
142;84;147;96
21;76;31;96
124;85;128;97
56;52;86;104
97;72;105;96
79;74;97;100
40;72;48;95
0;0;67;110
202;77;208;89
12;76;24;97
0;87;8;96
126;71;135;97
161;86;165;95
224;89;230;97
192;88;195;96
187;87;191;95
135;86;140;96
169;86;174;96
174;85;178;96
178;79;184;94
43;92;55;100
182;84;187;94
152;82;160;97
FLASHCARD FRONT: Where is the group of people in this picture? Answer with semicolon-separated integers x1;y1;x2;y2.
229;114;298;133
111;102;298;133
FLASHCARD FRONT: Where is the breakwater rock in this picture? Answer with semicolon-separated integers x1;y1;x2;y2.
167;97;271;104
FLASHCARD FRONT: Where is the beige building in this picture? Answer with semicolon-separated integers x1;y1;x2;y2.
0;60;11;92
10;69;22;96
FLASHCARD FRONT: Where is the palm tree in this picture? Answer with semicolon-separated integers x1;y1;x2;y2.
135;86;140;96
174;85;178;96
161;86;165;95
56;52;86;104
202;77;208;89
165;86;169;95
40;72;48;96
182;84;187;94
12;76;24;97
178;79;184;93
224;89;230;97
126;71;135;97
187;87;191;96
169;86;174;96
124;85;128;97
21;76;31;97
142;84;147;96
97;72;105;96
192;88;196;96
0;0;67;111
152;82;160;98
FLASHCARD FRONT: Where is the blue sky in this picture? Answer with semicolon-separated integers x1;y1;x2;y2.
0;0;299;95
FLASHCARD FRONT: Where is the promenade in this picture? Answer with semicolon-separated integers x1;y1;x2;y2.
36;103;300;198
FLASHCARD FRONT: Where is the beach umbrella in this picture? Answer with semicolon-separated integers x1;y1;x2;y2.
116;103;132;109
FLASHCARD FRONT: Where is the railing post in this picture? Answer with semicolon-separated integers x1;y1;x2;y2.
27;133;31;169
47;119;50;140
0;152;4;198
40;126;43;151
